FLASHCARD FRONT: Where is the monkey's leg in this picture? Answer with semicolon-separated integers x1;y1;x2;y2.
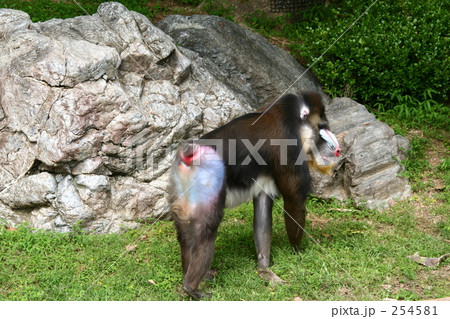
180;239;192;276
253;192;273;269
183;234;217;300
276;176;307;251
176;224;192;275
283;195;306;251
253;193;288;285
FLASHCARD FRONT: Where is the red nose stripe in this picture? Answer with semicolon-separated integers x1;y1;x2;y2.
335;148;341;157
323;129;341;158
181;153;194;166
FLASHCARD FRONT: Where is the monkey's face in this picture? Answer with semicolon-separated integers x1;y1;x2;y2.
297;94;340;168
319;129;341;158
311;128;341;173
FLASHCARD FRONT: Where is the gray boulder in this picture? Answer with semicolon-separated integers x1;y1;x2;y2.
0;3;410;232
311;98;411;209
0;3;254;232
157;15;326;107
0;172;56;209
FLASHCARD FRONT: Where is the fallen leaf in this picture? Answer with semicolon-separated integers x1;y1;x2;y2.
5;225;17;231
148;279;157;285
125;244;138;252
294;296;302;301
407;252;450;267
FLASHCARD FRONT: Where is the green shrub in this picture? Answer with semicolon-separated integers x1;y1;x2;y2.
244;10;286;36
246;0;449;113
291;0;448;105
375;90;449;129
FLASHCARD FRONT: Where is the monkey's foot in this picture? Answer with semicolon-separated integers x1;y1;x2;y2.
183;286;212;300
257;269;289;285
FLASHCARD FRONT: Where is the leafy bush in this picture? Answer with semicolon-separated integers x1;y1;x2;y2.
375;90;449;129
246;0;449;113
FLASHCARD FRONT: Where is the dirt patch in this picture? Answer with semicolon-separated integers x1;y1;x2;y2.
203;0;281;23
149;0;283;23
380;264;450;300
148;0;201;22
415;265;450;299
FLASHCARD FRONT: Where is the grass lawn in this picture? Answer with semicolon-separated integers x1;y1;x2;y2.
0;0;448;301
1;176;448;301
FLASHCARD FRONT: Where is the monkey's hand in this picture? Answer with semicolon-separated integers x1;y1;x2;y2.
257;269;289;285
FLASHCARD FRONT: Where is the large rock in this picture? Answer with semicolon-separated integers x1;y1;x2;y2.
158;15;326;107
0;3;254;232
0;3;410;232
311;98;411;209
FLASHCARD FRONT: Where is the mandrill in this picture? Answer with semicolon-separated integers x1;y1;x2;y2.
169;92;341;299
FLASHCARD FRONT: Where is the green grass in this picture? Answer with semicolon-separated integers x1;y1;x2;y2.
0;0;195;22
374;91;449;131
0;0;448;301
1;196;448;301
0;0;107;21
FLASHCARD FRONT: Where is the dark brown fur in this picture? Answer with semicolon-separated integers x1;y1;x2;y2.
170;92;335;299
